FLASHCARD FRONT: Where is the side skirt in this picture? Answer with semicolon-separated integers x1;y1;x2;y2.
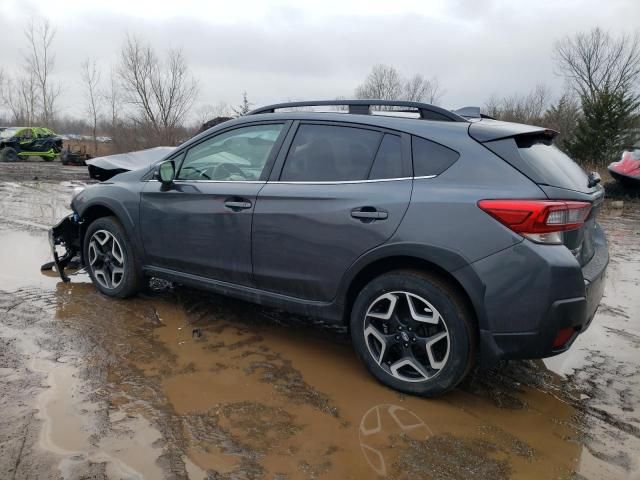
18;148;57;158
143;266;345;324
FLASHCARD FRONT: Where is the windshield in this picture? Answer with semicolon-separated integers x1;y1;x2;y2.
0;128;20;139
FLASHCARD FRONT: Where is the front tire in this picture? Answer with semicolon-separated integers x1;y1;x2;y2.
350;270;476;397
83;216;143;298
0;147;18;162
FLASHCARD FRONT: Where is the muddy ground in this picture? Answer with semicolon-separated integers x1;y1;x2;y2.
0;161;639;480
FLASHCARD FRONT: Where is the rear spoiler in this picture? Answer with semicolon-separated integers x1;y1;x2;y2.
468;119;558;143
452;106;496;120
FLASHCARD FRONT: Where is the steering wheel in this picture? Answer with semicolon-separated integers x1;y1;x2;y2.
179;165;212;180
212;162;247;181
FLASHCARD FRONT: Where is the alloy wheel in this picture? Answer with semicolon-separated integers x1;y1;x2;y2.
363;291;450;382
88;230;125;290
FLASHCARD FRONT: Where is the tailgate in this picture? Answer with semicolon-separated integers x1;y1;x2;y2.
473;120;604;267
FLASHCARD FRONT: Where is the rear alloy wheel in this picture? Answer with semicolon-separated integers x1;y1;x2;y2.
364;291;450;382
351;271;475;397
84;216;143;298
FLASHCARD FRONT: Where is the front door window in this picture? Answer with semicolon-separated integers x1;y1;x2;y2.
177;124;284;181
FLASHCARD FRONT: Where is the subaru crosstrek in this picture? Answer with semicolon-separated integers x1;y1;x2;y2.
49;100;608;397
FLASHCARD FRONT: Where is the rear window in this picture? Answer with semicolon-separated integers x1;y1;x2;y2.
517;141;590;192
411;136;459;177
281;124;381;181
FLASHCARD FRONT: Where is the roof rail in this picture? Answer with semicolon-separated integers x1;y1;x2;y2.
247;100;468;122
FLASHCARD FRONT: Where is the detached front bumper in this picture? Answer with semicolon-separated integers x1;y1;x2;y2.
49;213;82;282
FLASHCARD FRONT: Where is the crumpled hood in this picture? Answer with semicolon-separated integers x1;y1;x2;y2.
86;146;176;171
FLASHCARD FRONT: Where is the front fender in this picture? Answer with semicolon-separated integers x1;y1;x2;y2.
74;188;145;265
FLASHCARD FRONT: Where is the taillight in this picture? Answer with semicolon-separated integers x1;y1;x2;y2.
478;199;591;245
552;327;576;348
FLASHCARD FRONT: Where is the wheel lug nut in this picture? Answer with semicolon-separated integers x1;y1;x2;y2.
403;343;409;348
412;337;416;342
408;327;412;332
398;326;403;331
395;335;400;340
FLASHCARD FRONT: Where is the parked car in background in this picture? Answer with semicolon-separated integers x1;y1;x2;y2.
49;100;609;397
0;126;62;162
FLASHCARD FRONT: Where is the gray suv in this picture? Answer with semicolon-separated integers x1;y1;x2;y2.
49;100;608;397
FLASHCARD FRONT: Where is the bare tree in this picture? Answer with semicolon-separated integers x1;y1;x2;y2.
356;65;445;108
104;68;120;133
403;74;444;104
355;64;403;102
118;35;199;144
0;69;4;106
195;101;231;126
484;84;552;125
81;58;101;154
2;74;38;125
24;17;60;123
555;28;640;100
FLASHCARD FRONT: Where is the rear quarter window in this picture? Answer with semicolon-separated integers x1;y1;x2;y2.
411;136;459;177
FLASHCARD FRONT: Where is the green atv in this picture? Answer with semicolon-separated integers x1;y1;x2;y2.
0;126;63;162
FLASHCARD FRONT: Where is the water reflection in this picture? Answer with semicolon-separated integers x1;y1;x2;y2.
359;404;432;477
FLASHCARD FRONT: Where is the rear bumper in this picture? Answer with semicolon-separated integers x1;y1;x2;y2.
473;224;608;365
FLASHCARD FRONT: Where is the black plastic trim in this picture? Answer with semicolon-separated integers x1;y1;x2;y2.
248;100;468;123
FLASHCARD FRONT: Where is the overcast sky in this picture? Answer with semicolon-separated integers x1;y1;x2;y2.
1;0;639;123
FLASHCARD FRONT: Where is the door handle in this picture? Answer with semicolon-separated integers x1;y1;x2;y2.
351;208;388;221
224;199;252;210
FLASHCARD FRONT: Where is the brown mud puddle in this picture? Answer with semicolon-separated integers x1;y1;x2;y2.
0;181;639;479
45;284;582;479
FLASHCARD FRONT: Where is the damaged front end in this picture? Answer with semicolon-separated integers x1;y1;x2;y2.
48;213;83;282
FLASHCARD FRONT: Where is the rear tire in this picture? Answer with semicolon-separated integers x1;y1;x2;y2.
350;270;476;397
83;216;143;298
60;150;71;165
0;147;18;162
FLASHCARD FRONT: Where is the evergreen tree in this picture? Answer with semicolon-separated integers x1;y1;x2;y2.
233;91;252;116
566;88;639;166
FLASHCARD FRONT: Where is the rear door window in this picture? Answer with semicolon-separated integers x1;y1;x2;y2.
280;124;381;181
368;134;403;179
412;136;459;177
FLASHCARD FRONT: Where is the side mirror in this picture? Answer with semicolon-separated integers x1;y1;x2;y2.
158;161;175;184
